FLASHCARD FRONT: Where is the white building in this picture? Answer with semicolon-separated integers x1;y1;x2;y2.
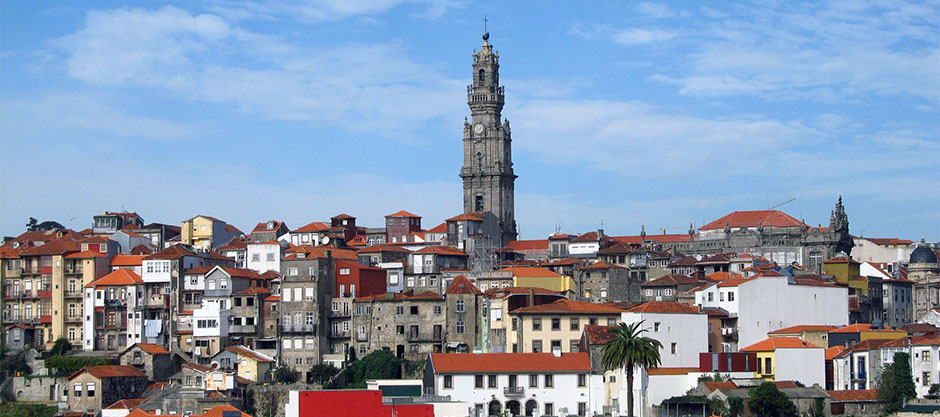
82;269;144;351
425;352;593;417
288;221;330;247
246;240;284;274
695;274;848;350
880;335;940;398
852;237;915;264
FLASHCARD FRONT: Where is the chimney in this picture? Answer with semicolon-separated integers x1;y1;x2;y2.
528;289;535;307
552;346;562;358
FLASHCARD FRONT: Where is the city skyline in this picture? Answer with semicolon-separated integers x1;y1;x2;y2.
1;1;937;241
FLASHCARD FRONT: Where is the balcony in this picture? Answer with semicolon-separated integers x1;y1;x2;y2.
721;328;738;339
40;315;52;324
65;316;82;323
105;299;126;308
229;324;256;334
329;310;350;318
503;387;524;397
64;267;83;274
357;332;368;341
146;294;168;309
281;324;314;333
328;330;350;339
64;290;83;298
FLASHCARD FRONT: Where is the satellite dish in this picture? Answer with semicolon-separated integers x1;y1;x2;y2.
321;236;330;245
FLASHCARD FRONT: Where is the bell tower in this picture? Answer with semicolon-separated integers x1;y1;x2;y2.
459;32;517;244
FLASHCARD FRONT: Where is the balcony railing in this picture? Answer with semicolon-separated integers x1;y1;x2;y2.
328;330;350;339
357;332;368;341
281;324;314;333
64;290;83;298
146;294;168;308
105;299;126;308
65;316;82;323
229;324;256;334
503;387;524;397
329;310;351;318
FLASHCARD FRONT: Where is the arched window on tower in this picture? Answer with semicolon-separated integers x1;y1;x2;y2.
475;196;484;211
479;69;485;83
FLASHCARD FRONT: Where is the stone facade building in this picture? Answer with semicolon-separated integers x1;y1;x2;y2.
443;275;483;352
119;342;175;382
278;248;336;380
66;365;148;416
909;244;940;320
460;34;517;244
575;261;642;304
353;291;446;360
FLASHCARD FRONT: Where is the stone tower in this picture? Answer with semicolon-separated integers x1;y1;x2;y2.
828;196;854;257
460;32;517;244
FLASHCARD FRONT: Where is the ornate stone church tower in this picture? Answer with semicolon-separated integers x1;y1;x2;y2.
460;33;517;244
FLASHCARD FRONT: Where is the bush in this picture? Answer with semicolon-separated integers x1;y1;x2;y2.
45;355;113;376
47;338;71;357
0;402;58;417
0;350;32;377
308;363;339;385
273;365;299;384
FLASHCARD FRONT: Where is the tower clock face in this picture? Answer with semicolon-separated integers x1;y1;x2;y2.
474;124;484;134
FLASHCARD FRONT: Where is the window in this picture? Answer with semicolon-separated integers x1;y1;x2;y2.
544;374;553;387
544;403;554;415
73;383;82;397
607;318;617;326
654;322;660;332
728;291;735;301
665;289;673;296
287;267;298;276
340;268;350;275
570;339;580;352
434;305;442;314
456;321;465;334
925;372;931;386
924;350;931;362
645;289;653;296
551;318;561;331
443;375;453;388
551;340;561;351
251;254;260;262
86;382;95;397
488;375;497;388
578;374;586;387
671;343;677;354
578;402;587;416
410;306;419;315
456;300;465;312
532;340;542;353
475;375;484;388
529;374;538;388
532;318;541;331
708;292;714;302
719;292;724;301
570;318;579;331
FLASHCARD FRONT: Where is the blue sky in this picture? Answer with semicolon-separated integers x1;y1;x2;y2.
1;1;938;242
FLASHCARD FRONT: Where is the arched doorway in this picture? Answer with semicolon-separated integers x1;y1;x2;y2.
505;400;521;416
524;399;538;416
488;400;501;416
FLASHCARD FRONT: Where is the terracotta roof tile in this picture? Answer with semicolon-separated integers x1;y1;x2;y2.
68;365;147;380
446;213;484;222
577;261;625;271
225;346;274;363
426;223;447;233
646;367;700;375
825;346;846;361
769;325;839;335
830;323;899;333
827;390;879;402
741;337;820;352
444;275;482;295
263;295;280;302
111;254;147;267
133;343;170;355
284;245;358;260
105;398;147;409
513;299;624;314
864;238;915;246
235;287;271;295
292;221;330;232
144;245;197;260
358;244;411;253
834;339;896;358
252;220;285;233
700;210;803;230
386;210;421;218
583;325;618;345
65;250;108;259
415;246;467;256
86;268;143;288
643;274;702;286
706;271;743;282
506;239;549;251
626;302;701;314
431;352;590;373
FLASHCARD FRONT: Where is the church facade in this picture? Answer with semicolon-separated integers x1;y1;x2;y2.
459;33;517;246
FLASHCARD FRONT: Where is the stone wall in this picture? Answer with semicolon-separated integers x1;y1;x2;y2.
11;376;64;402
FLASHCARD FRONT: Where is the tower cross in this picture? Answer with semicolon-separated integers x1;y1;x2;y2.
484;14;488;34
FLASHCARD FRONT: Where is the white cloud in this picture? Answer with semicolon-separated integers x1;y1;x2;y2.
636;2;678;19
53;6;465;139
210;0;460;22
613;28;677;45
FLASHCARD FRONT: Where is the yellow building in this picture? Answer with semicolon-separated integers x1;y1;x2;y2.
824;256;867;295
508;298;624;354
828;323;907;346
181;215;243;252
741;337;824;384
498;267;577;296
220;346;275;382
767;324;838;349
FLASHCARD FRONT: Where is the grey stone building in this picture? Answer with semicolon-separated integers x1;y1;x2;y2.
460;33;517;244
575;261;642;304
278;248;336;380
404;246;469;295
882;277;913;328
640;274;705;303
230;286;269;348
66;365;148;416
909;244;940;321
352;291;446;360
250;220;289;243
119;342;176;382
443;275;482;352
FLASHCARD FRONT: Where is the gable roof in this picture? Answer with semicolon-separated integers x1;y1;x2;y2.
358;244;411;254
700;210;803;230
129;343;170;355
446;213;484;222
111;254;147;267
643;274;701;286
578;261;626;271
224;346;274;363
830;323;899;333
513;298;624;314
426;222;447;233
506;239;549;251
826;346;846;361
626;302;701;314
86;268;143;288
386;210;421;218
252;220;286;233
445;275;482;295
145;245;197;260
68;365;146;380
834;339;896;359
105;398;147;409
415;246;467;256
498;266;562;278
283;245;358;260
293;221;330;232
583;324;618;345
741;337;820;352
431;352;590;373
769;325;839;335
706;271;743;282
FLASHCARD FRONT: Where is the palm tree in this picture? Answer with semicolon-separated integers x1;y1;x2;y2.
602;320;663;417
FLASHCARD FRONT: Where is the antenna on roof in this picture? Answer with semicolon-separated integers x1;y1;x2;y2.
763;197;796;210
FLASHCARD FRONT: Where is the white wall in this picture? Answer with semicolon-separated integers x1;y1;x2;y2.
775;348;825;387
620;311;708;368
82;288;95;350
141;260;171;283
852;238;913;263
737;277;847;349
436;372;590;416
247;243;281;274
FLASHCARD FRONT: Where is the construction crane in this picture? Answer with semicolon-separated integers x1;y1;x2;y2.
764;197;796;210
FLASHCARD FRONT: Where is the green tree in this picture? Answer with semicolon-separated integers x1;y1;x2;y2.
341;349;403;388
748;382;798;417
273;365;299;384
602;321;663;417
878;352;917;413
809;397;826;417
929;383;940;397
728;397;744;417
308;363;339;385
48;338;71;357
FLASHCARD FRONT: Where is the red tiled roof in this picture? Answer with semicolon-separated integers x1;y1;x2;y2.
111;254;147;267
386;210;421;218
145;245;197;260
225;224;244;234
827;390;879;402
202;405;253;417
446;213;484;222
549;234;574;240
86;268;143;288
643;274;701;286
647;367;700;375
484;287;560;299
217;238;250;251
826;346;846;361
626;302;701;314
20;238;80;256
583;325;617;345
577;261;625;270
741;337;820;352
769;325;839;335
133;343;170;355
835;339;896;358
431;352;590;373
716;275;760;288
68;365;146;380
293;221;329;232
263;295;280;302
185;266;214;275
864;238;915;246
105;398;146;409
700;210;803;230
706;271;743;282
236;287;271;295
426;223;447;233
506;239;549;251
225;346;274;363
415;246;467;256
513;298;624;314
183;362;212;372
668;255;699;267
252;220;285;233
824;256;860;265
358;244;411;253
703;381;737;391
541;258;586;267
830;323;899;334
571;231;603;243
284;245;358;260
498;266;562;278
881;334;940;348
65;250;108;259
445;275;482;295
